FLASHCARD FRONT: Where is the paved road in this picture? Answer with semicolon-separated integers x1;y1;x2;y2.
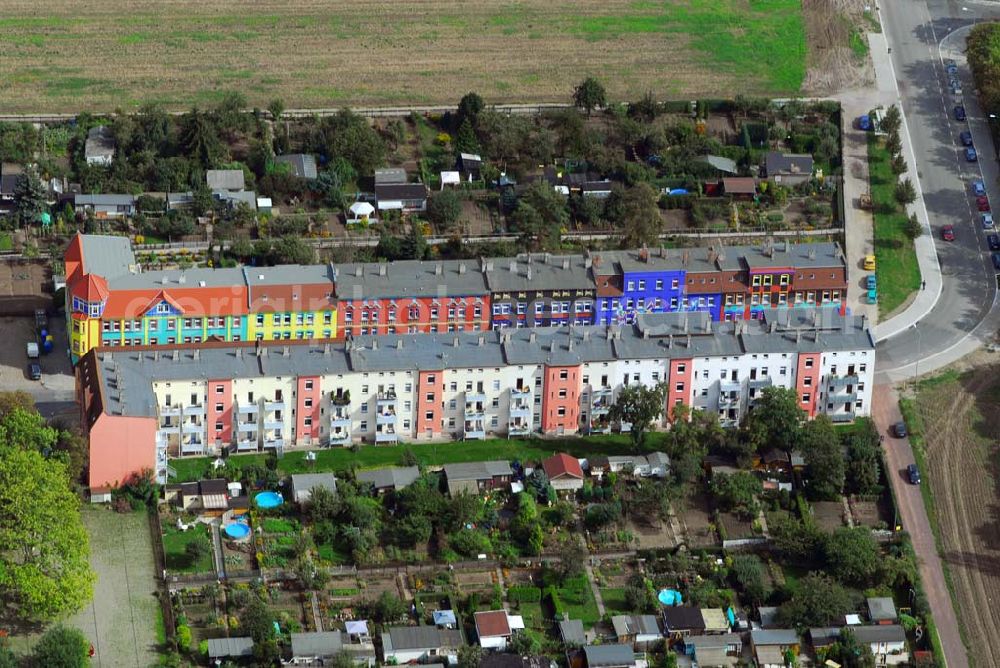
876;0;1000;384
872;387;968;667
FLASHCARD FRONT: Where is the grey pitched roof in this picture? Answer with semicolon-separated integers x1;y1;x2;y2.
375;183;428;201
291;631;343;656
484;253;593;292
213;189;257;209
808;627;843;647
698;154;738;174
849;624;906;643
243;263;335;287
276;153;318;180
90;310;873;421
866;596;897;621
559;619;586;643
334;259;488;300
75;194;135;207
207;636;253;658
383;625;463;651
765;152;813;176
584;644;636;667
757;606;779;628
686;633;742;650
206;169;245;191
80;234;136;280
750;628;799;645
356;466;420;491
646;452;670;468
591;241;844;277
444;461;512;482
107;265;247;290
290;473;337;496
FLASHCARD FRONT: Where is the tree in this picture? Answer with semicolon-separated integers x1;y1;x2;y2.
179;107;226;168
890;152;908;175
903;212;923;239
454;118;480;155
800;415;845;500
370;591;407;623
661;404;710;486
456;92;485;128
0;448;94;623
213;91;249;136
401;222;428;260
895;178;917;205
768;513;824;562
14;166;47;227
240;596;276;643
270;236;315;265
508;630;541;655
880;105;902;135
426;189;463;233
711;471;762;520
554;538;586;580
32;625;90;668
0;406;58;453
846;419;881;495
267;98;285;122
777;572;858;627
884;130;902;157
730;554;771;604
525;468;553;504
828;628;877;668
608;382;668;451
457;644;484;668
825;527;881;585
619;183;663;247
0;391;36;419
574;77;607;116
185;532;211;564
742;386;803;454
314;109;386;177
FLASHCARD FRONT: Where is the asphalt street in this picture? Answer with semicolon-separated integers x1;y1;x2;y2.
876;0;1000;382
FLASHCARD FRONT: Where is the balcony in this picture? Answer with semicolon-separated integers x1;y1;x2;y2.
719;379;741;394
264;400;285;412
718;393;740;409
509;417;532;436
375;424;398;444
181;440;205;455
465;390;487;403
264;418;284;431
236;439;258;452
830;412;856;423
330;391;351;407
157;427;177;441
182;422;205;435
237;403;259;416
464;419;486;440
828;374;860;389
829;391;858;404
160;405;181;418
510;389;531;417
329;427;352;446
183;404;205;416
589;416;612;435
237;420;258;434
376;392;398;410
263;438;285;451
330;408;351;428
464;401;486;419
748;377;772;389
376;408;397;425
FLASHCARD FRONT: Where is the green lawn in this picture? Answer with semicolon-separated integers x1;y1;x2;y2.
262;517;296;533
868;134;921;318
600;587;631;614
558;575;600;625
161;523;214;573
514;600;547;631
169;432;664;482
0;234;11;251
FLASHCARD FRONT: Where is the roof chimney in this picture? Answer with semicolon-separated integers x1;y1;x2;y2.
783;240;790;253
638;246;649;263
478;335;484;347
396;340;403;350
529;332;536;344
459;263;467;274
323;343;331;356
453;336;460;347
161;276;169;285
283;346;290;357
562;258;570;270
379;264;387;276
371;339;378;351
526;267;533;281
178;275;186;284
435;263;443;276
193;349;200;360
510;260;518;273
355;266;363;277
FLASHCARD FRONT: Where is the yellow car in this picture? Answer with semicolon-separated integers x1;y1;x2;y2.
863;254;876;271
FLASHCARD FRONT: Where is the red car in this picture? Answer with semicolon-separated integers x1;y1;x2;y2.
942;225;955;241
978;196;991;212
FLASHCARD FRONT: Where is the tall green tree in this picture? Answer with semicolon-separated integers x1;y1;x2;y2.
456;92;485;129
179;107;225;168
619;182;663;247
14;166;47;227
426;189;463;233
777;572;859;627
742;386;804;454
608;382;667;451
730;554;771;604
0;406;58;453
574;77;607;115
711;471;762;520
32;625;90;668
0;448;94;623
800;415;845;500
825;527;881;586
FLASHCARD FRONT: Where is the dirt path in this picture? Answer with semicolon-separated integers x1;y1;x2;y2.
909;367;1000;667
872;385;968;668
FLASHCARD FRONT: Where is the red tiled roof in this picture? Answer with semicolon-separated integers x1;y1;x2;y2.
475;610;511;638
71;274;109;303
542;453;584;480
102;287;249;319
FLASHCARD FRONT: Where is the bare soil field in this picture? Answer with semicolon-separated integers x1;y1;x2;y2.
910;362;1000;667
0;0;808;113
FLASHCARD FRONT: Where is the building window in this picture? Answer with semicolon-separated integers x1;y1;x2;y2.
805;358;814;368
557;407;566;417
558;389;567;398
801;393;811;403
674;383;684;392
304;398;313;408
676;363;686;374
215;386;224;394
559;370;568;380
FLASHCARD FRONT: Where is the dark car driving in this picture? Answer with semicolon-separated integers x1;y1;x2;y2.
955;105;967;121
908;464;921;485
893;421;908;438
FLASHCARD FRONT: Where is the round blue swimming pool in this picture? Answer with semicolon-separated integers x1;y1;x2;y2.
254;491;283;509
658;589;682;606
224;522;251;539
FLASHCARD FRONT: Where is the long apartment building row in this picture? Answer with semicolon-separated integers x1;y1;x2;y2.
65;234;849;361
77;308;875;492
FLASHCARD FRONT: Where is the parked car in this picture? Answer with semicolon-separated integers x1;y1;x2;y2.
988;234;1000;250
893;421;908;438
857;115;872;131
950;79;963;95
907;464;921;485
28;363;41;381
960;130;974;146
863;254;876;270
866;274;877;290
983;213;995;229
993;252;1000;270
942;225;955;241
966;147;978;162
946;63;959;75
955;105;967;121
867;288;878;303
973;180;987;197
977;196;991;212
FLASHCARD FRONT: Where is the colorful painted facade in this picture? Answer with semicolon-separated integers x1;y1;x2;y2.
66;235;848;362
